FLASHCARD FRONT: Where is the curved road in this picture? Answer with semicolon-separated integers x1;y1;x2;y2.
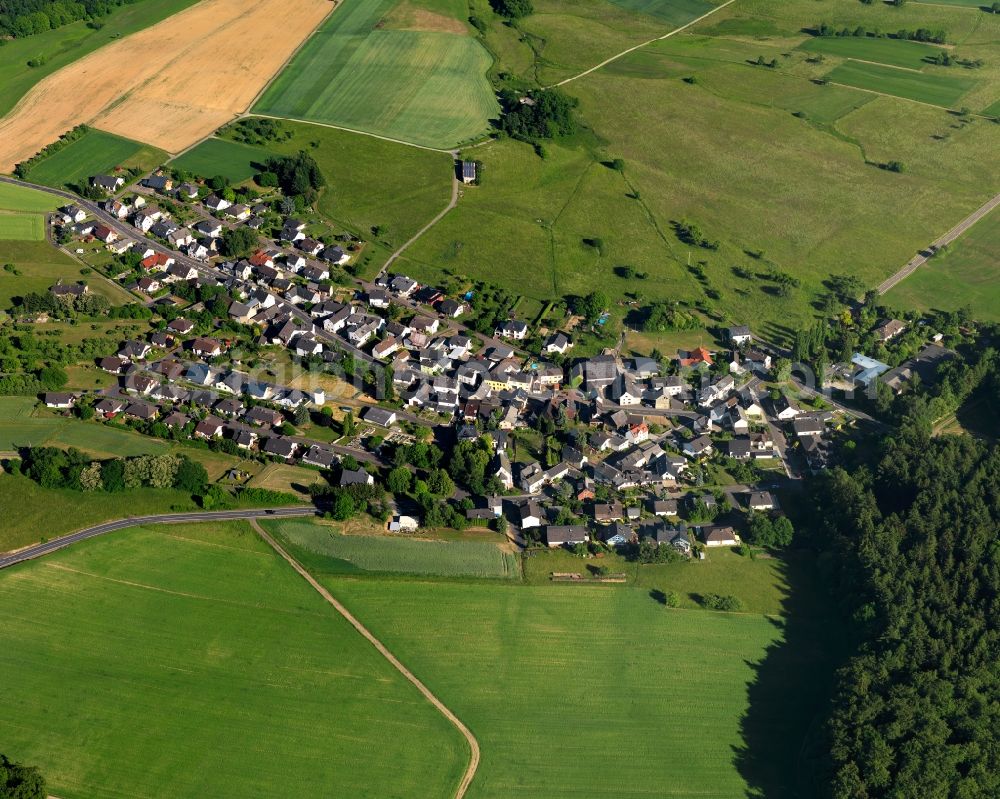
251;520;481;799
0;506;317;569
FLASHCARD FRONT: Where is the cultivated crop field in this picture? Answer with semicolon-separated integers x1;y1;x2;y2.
22;130;166;190
825;60;977;108
0;213;44;240
0;0;333;170
799;35;945;70
268;518;520;578
330;575;839;799
254;0;498;148
0;524;468;797
0;0;199;119
169;137;277;184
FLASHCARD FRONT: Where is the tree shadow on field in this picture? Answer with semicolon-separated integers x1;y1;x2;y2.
733;550;848;798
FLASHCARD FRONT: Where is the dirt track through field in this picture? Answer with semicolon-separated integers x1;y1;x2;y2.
251;521;481;799
0;0;333;171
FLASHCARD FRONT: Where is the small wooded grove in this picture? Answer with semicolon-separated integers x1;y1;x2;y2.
807;420;1000;797
16;447;207;494
0;0;139;37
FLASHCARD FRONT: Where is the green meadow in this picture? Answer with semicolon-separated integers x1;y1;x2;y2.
0;213;44;240
401;0;1000;339
609;0;716;26
0;241;128;308
266;518;520;579
329;563;840;799
0;0;199;118
825;60;977;107
0;182;60;213
0;524;467;798
23;129;165;190
255;0;497;148
257;118;454;254
169;137;276;183
885;206;1000;321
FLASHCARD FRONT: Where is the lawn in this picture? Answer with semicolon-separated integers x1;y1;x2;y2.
22;129;166;189
885;205;1000;321
169;137;277;183
0;213;44;240
799;35;945;70
254;118;454;256
0;0;199;119
0;523;468;798
825;59;977;107
0;182;60;212
267;518;520;579
0;241;132;308
254;0;498;148
328;569;841;799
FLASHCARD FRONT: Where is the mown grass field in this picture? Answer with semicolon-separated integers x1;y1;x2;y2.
799;35;945;70
885;206;1000;321
23;129;165;189
825;59;977;107
0;213;44;240
0;182;60;212
329;571;839;799
0;523;467;798
169;137;276;183
268;518;520;579
254;0;497;148
0;0;199;119
258;118;454;255
0;241;128;307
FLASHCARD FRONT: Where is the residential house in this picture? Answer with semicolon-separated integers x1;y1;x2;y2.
702;525;739;547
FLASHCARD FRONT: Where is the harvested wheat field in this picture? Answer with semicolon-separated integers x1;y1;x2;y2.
0;0;333;171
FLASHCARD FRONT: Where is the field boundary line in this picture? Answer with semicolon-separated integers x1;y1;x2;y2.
878;190;1000;294
551;0;739;88
252;113;458;154
252;520;481;799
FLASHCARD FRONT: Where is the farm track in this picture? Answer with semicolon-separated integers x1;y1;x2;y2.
251;520;481;799
552;0;739;88
878;191;1000;294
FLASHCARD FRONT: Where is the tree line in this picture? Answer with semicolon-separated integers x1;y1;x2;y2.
805;420;1000;797
0;0;139;38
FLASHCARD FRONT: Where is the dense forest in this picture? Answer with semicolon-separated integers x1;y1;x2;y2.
0;0;139;38
808;406;1000;796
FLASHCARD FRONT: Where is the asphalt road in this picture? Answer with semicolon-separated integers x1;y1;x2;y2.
0;505;318;569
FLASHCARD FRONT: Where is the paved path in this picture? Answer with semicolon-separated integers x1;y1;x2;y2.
878;192;1000;295
251;520;481;799
552;0;738;88
0;506;317;569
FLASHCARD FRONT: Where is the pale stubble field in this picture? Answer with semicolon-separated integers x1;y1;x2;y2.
0;0;334;170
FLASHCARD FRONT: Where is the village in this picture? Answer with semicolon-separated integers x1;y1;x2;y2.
27;163;945;559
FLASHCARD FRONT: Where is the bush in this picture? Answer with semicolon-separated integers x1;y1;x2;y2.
701;593;743;612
